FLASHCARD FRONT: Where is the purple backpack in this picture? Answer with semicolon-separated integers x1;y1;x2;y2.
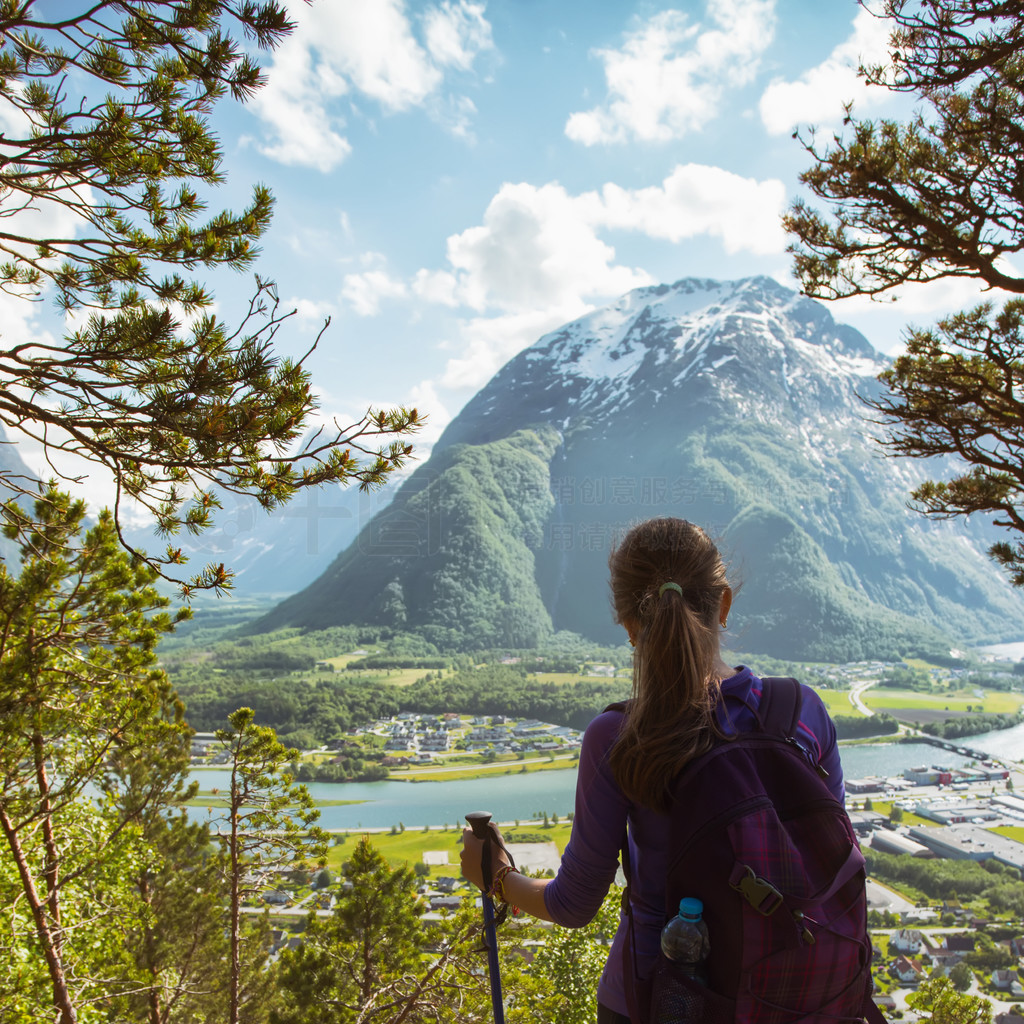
614;678;883;1024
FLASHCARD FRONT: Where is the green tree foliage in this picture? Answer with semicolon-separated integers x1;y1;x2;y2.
272;837;489;1024
0;488;188;1023
906;976;992;1024
723;505;953;662
785;0;1024;584
215;708;328;1024
963;941;1016;973
295;760;389;784
864;849;1024;907
833;712;900;739
174;675;402;744
0;2;418;593
507;888;621;1024
873;304;1024;585
172;658;625;743
115;815;235;1024
352;655;451;671
921;710;1023;738
405;665;626;729
880;666;932;691
948;961;974;994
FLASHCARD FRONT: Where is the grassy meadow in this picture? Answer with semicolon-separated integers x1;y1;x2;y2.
866;688;1024;716
325;822;575;878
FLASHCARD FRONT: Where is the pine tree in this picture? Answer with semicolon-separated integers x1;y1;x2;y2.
784;1;1024;583
273;836;489;1024
0;2;419;594
215;707;328;1024
0;487;189;1023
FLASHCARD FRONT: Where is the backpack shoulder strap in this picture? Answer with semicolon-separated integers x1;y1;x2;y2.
757;676;802;738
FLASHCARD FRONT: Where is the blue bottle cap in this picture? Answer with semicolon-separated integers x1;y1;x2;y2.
679;897;703;918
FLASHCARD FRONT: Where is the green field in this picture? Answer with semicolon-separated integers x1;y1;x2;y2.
313;648;448;687
855;800;936;827
814;690;863;717
864;688;1024;715
991;825;1024;843
528;671;629;685
390;753;579;783
326;822;574;877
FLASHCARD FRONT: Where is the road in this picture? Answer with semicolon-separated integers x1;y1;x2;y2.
849;678;878;716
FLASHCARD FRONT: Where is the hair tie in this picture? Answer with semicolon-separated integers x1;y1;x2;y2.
658;581;683;597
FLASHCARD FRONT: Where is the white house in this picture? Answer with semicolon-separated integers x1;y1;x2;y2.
991;970;1024;997
893;955;925;985
889;929;925;954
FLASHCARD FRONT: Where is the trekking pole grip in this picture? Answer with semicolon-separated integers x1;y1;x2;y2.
466;811;492;839
466;811;495;894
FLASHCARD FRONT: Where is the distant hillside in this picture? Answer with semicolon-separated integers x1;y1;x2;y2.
264;427;560;649
0;427;41;567
119;468;398;597
254;276;1024;660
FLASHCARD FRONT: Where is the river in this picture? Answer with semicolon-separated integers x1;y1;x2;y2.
191;734;1020;830
959;717;1024;761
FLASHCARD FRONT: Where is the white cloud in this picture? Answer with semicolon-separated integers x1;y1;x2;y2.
566;0;777;145
412;268;462;306
358;250;390;268
759;6;892;136
408;165;788;389
600;164;787;255
831;271;1018;321
251;0;494;171
342;269;409;316
320;164;788;379
423;167;785;321
406;379;452;447
316;0;443;110
423;1;493;70
248;25;352;171
429;93;479;139
441;181;654;314
290;297;337;328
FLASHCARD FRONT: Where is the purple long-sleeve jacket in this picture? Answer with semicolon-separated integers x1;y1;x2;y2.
541;667;844;1017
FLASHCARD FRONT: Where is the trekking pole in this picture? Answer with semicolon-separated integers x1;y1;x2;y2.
466;811;505;1024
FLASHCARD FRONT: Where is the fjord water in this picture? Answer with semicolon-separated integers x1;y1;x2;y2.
967;717;1024;760
192;738;1012;830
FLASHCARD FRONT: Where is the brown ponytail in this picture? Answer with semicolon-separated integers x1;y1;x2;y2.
607;518;731;811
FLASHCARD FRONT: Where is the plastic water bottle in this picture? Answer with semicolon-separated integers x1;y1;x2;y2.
660;897;710;983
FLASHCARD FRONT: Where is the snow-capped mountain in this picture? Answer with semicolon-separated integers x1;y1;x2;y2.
439;276;881;449
258;277;1024;659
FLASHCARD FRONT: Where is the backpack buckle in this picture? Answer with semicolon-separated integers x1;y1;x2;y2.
730;865;784;915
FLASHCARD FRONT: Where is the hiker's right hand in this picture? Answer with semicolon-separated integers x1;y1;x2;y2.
460;827;510;891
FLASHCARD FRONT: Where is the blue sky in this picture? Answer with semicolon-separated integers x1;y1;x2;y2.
9;0;1002;507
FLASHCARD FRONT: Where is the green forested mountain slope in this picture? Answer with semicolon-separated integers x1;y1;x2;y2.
260;427;560;648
